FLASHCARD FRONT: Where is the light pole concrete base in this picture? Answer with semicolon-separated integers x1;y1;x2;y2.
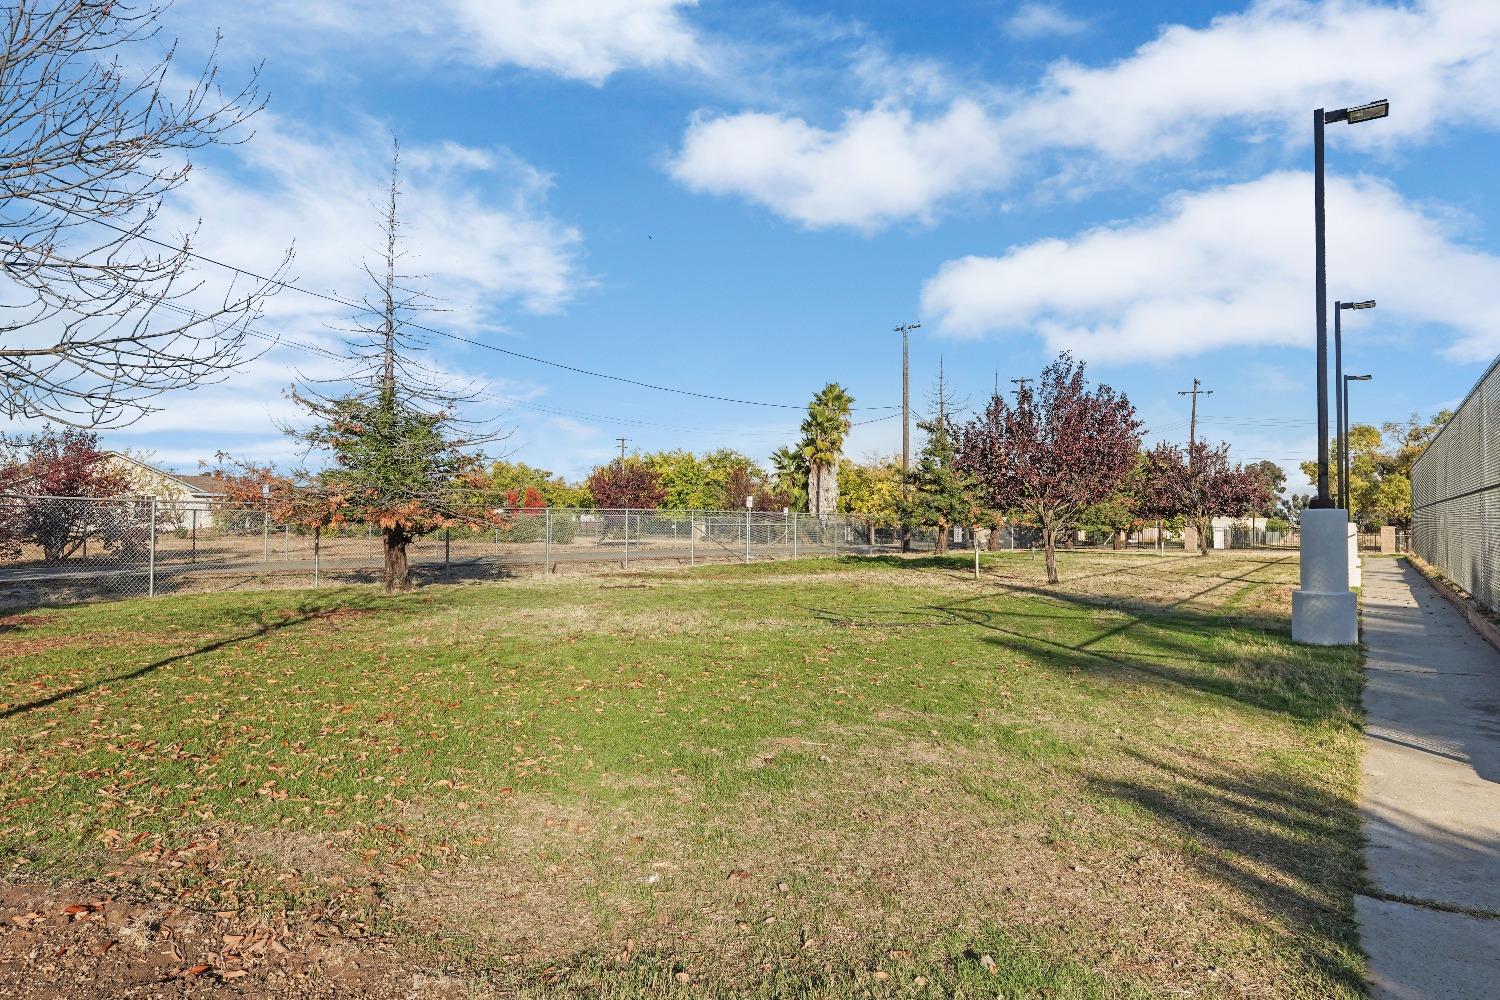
1293;507;1358;645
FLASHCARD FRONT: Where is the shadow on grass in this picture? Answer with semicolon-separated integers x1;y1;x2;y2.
817;553;1352;724
0;594;392;720
1088;746;1365;995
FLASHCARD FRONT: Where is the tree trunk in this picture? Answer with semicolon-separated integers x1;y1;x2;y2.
1196;516;1211;557
1112;529;1124;550
383;525;412;592
1042;524;1059;584
935;519;949;555
867;520;875;545
987;521;1001;550
810;462;838;516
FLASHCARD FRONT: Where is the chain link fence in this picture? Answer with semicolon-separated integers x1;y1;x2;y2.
1411;356;1500;610
1;496;937;607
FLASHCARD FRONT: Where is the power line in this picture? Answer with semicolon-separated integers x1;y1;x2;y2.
36;261;873;444
27;198;899;412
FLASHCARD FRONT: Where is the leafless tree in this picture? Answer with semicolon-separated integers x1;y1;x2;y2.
0;1;286;428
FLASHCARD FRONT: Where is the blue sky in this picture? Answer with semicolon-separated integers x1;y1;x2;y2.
97;0;1500;491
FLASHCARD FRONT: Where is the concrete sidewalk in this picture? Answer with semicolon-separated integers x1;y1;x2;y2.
1356;558;1500;999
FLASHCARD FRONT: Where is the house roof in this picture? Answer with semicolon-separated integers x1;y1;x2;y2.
102;452;226;496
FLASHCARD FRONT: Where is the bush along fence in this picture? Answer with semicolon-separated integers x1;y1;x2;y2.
0;496;918;606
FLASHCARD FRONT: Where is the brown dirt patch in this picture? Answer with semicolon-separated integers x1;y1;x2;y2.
0;881;476;999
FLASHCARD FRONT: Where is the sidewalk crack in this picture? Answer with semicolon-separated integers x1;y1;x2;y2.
1361;891;1500;921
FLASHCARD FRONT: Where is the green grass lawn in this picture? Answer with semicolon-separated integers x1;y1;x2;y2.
0;551;1366;998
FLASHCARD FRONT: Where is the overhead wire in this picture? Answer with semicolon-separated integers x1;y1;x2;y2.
24;198;900;411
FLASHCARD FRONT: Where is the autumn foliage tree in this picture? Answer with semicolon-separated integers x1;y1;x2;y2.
216;153;501;593
584;457;666;510
956;353;1141;583
0;425;130;560
1140;441;1271;555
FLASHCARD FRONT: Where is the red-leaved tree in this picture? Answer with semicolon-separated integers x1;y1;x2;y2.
956;353;1141;583
1138;441;1271;556
1;426;131;560
585;458;666;510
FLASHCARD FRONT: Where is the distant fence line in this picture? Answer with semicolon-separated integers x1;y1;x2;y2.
1412;356;1500;610
1;495;1011;606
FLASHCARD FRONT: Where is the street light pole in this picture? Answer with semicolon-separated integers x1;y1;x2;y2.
1333;299;1342;507
1344;374;1373;519
895;321;921;553
1334;300;1376;510
1294;97;1386;647
1314;108;1331;507
1311;99;1387;509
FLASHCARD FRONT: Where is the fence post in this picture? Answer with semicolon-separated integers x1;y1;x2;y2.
444;528;451;574
148;498;157;597
263;511;269;562
689;510;695;566
745;509;751;565
284;524;289;560
190;507;198;564
314;526;321;587
792;513;798;560
544;507;552;574
833;518;839;557
624;508;630;568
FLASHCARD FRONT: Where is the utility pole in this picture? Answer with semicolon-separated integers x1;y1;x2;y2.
1177;378;1212;452
616;437;628;462
1010;377;1032;396
894;321;921;552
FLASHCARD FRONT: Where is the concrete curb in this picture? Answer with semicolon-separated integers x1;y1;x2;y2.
1405;553;1500;655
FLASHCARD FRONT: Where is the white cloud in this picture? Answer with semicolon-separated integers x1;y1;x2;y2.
1005;3;1090;40
671;100;1011;231
919;171;1500;361
192;0;705;85
670;0;1500;228
167;115;586;328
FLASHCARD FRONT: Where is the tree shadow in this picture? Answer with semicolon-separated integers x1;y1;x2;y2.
0;595;390;720
1087;745;1366;994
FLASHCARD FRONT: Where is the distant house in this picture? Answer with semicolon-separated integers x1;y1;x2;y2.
101;452;226;527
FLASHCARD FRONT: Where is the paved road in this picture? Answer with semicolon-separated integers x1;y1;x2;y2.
1356;558;1500;998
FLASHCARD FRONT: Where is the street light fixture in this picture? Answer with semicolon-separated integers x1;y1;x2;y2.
1339;100;1391;125
1312;99;1388;509
1343;374;1373;519
1334;299;1376;510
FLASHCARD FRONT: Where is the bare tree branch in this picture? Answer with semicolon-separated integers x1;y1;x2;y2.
0;0;285;427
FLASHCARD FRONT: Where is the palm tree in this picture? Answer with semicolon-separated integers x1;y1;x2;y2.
801;383;854;515
770;445;808;511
